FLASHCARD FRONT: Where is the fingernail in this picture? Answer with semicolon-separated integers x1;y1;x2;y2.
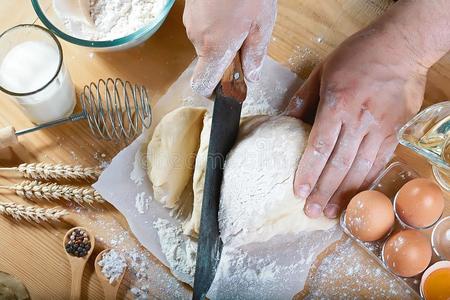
296;184;310;199
324;204;339;219
305;203;322;218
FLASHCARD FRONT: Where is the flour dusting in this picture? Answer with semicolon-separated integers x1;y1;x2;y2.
306;238;415;299
135;192;151;214
153;218;197;285
241;80;287;117
130;150;147;186
208;226;342;299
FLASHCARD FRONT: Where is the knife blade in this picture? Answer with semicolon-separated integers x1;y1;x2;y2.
192;54;247;300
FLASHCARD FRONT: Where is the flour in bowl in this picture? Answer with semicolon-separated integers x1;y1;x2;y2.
55;0;168;41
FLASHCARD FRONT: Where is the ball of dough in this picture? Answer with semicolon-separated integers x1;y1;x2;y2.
147;106;206;210
219;115;336;246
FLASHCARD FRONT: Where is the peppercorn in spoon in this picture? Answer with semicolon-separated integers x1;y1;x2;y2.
63;227;95;300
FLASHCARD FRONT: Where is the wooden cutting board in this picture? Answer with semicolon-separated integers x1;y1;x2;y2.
0;0;449;299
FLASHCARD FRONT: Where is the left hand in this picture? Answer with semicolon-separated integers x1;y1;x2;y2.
286;25;428;219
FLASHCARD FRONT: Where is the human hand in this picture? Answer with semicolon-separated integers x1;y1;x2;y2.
183;0;277;97
286;26;428;219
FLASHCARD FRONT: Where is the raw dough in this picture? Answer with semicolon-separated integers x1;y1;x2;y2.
147;106;207;211
183;113;211;237
218;115;336;246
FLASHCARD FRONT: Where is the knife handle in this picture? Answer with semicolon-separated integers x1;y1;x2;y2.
218;52;248;103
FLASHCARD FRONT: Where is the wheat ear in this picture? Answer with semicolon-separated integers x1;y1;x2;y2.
0;163;102;181
0;181;105;205
0;202;68;222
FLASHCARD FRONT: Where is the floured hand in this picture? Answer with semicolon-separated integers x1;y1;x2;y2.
286;17;429;219
183;0;277;97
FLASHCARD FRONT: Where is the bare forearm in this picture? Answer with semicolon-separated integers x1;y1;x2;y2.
375;0;450;68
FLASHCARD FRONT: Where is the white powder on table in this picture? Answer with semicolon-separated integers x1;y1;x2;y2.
98;249;127;284
153;218;197;285
56;0;168;41
306;238;416;299
135;192;152;214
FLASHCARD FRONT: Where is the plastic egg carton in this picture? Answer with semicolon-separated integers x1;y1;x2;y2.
340;160;450;297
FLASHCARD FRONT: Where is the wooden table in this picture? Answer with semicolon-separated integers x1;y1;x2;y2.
0;0;449;299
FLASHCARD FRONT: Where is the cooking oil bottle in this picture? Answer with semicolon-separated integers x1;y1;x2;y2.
398;102;450;191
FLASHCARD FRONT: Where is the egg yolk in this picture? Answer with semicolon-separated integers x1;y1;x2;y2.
423;268;450;300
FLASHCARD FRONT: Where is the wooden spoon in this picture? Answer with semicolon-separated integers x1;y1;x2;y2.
94;249;127;300
63;227;95;300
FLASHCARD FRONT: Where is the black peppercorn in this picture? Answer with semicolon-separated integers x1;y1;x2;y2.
65;229;91;258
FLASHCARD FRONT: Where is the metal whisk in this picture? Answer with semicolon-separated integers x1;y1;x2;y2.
0;78;152;149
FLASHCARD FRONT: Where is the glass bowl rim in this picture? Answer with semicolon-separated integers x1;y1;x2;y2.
0;24;63;97
31;0;175;48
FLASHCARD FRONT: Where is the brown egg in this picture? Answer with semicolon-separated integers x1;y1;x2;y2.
395;178;445;228
383;229;432;277
345;190;395;242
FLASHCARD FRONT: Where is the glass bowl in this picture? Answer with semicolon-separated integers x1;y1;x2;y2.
31;0;175;51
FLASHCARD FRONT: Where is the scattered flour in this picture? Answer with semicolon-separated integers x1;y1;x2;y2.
93;152;110;169
208;226;342;299
130;149;147;186
98;249;127;284
85;215;189;299
135;192;152;214
305;238;416;299
315;36;324;44
56;0;168;41
153;218;197;285
288;46;320;78
241;80;287;117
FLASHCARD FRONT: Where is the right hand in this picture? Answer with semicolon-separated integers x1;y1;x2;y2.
183;0;277;97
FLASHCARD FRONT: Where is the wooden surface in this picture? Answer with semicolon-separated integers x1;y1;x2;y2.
0;0;449;299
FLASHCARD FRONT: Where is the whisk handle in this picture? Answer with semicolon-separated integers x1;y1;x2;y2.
0;126;18;150
15;113;86;136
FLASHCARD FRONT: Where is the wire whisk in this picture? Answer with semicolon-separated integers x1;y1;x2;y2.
79;78;151;141
3;78;152;145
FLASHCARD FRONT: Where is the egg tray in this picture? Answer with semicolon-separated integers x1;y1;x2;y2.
340;161;449;297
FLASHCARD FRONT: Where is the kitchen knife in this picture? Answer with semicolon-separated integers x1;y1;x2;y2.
192;54;247;300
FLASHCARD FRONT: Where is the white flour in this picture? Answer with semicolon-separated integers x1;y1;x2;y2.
130;149;147;186
135;192;151;214
153;218;197;285
98;249;127;284
56;0;168;41
306;238;415;299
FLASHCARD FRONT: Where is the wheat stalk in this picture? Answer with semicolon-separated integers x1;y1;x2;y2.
0;202;68;222
0;163;102;181
0;181;105;205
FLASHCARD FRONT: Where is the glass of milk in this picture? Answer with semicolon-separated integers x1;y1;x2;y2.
0;24;75;124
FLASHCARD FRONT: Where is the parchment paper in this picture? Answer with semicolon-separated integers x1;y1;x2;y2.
94;57;342;299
